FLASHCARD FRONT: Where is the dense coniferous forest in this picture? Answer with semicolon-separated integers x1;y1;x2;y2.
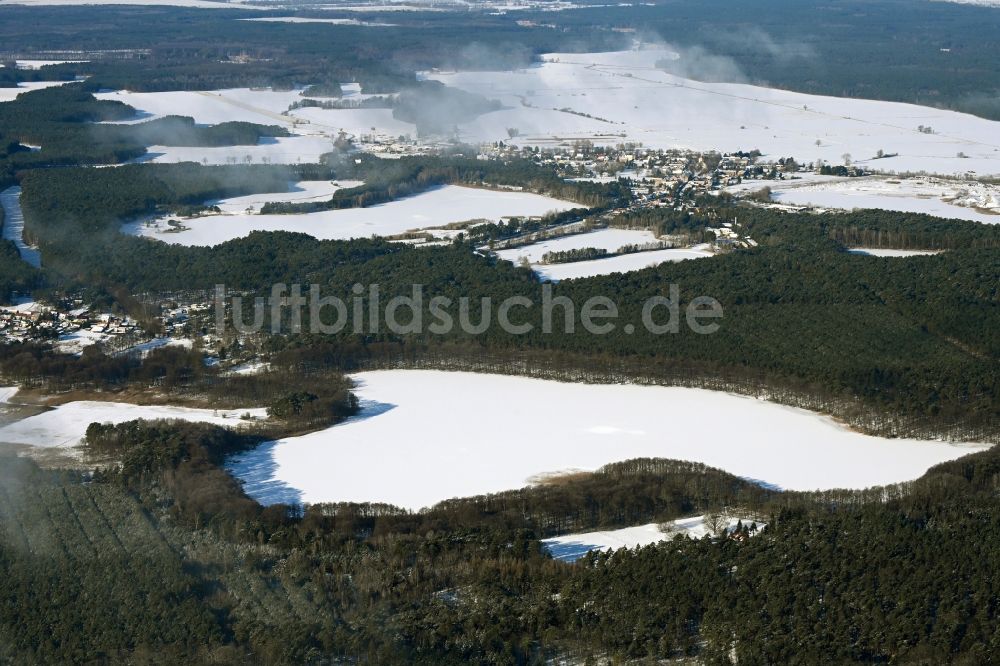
0;86;292;188
0;342;359;434
5;421;1000;663
1;4;999;661
12;159;998;440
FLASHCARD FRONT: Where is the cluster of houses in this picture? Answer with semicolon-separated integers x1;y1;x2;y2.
708;222;758;250
0;301;50;342
160;301;214;336
0;289;227;359
480;142;821;204
0;299;142;349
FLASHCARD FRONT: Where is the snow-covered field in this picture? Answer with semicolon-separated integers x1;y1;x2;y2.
224;360;271;376
496;228;661;264
94;51;1000;177
53;329;110;355
93;87;416;162
227;370;988;510
424;47;1000;177
543;515;763;562
95;85;341;166
95;87;412;140
288;106;415;137
135;135;337;166
754;176;1000;223
123;184;576;245
848;248;943;258
239;16;396;25
494;228;712;281
0;401;267;449
5;0;266;7
934;0;1000;6
532;247;712;281
15;60;89;70
0;80;73;103
95;88;303;126
207;180;364;213
0;387;18;405
308;4;448;11
0;388;28;430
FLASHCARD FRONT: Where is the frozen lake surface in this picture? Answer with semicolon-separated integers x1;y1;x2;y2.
0;187;41;268
227;370;988;510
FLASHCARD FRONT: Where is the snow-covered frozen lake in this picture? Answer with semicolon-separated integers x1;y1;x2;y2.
0;186;41;268
123;184;577;245
226;370;989;510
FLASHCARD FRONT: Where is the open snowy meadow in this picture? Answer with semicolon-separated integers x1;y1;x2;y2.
14;59;89;70
206;179;365;212
426;47;1000;177
848;248;944;257
93;86;416;160
87;46;1000;177
0;80;73;103
95;88;305;126
135;135;337;165
226;370;989;510
543;515;765;562
123;184;577;245
764;176;1000;223
239;16;396;26
495;229;663;264
5;0;266;8
0;402;267;450
533;248;713;280
495;229;713;280
530;247;713;281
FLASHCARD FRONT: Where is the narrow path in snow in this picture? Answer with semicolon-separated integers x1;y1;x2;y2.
194;90;300;128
